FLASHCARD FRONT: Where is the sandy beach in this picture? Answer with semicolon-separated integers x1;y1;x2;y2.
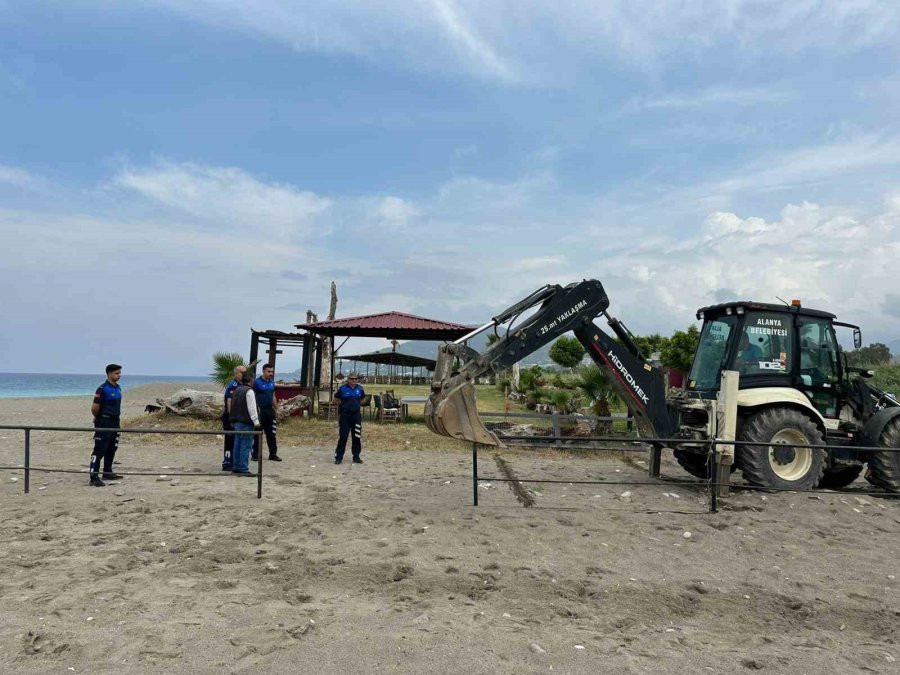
1;385;899;674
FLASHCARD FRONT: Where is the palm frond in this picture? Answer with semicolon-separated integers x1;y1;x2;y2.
210;352;246;387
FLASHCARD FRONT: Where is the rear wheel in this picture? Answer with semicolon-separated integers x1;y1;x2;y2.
673;449;737;479
865;418;900;492
737;408;826;491
818;464;863;489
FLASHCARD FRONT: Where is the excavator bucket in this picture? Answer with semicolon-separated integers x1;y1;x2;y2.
425;343;502;446
425;375;502;446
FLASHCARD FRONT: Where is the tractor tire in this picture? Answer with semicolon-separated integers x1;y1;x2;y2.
817;465;863;490
865;418;900;493
673;449;737;479
737;408;826;491
673;449;710;478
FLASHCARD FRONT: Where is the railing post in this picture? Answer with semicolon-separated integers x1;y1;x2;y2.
256;431;263;499
24;428;30;495
472;442;478;507
552;414;561;448
648;443;662;478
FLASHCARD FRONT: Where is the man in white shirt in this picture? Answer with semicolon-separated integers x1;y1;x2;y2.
228;371;261;475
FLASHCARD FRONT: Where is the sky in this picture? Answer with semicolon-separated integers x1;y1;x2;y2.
2;0;900;375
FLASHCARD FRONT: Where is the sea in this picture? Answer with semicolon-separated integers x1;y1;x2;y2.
0;373;207;399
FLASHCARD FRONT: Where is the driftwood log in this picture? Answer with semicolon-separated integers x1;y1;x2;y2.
146;388;311;421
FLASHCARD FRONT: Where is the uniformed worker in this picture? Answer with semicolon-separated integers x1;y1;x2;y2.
221;364;247;471
89;363;123;487
252;364;282;462
333;373;365;465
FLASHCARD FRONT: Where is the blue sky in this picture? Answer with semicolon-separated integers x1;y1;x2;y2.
2;1;900;374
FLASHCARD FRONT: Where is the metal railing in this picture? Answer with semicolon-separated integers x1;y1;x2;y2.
0;424;265;498
469;434;900;510
480;411;636;447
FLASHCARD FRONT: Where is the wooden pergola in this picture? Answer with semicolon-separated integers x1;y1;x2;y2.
295;311;473;394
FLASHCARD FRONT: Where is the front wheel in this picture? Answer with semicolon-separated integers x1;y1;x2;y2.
737;408;826;491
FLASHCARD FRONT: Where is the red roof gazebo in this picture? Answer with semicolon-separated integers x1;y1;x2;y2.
293;311;474;392
295;311;472;341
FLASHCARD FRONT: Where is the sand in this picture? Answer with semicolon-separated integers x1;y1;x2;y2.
1;387;899;674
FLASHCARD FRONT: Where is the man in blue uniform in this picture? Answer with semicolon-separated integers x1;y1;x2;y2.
252;364;282;462
333;373;365;465
221;364;246;471
89;363;123;487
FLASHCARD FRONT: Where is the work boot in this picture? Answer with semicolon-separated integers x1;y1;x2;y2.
251;452;259;462
89;477;106;487
102;472;123;480
334;458;343;465
352;457;364;464
268;455;282;462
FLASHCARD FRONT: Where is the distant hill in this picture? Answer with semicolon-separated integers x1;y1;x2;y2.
277;334;558;379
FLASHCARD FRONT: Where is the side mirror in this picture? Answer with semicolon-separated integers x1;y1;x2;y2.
853;328;862;349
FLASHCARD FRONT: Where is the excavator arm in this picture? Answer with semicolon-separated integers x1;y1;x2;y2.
425;279;679;445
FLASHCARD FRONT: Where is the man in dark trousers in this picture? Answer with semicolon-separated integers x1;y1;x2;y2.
229;371;261;475
221;364;246;471
252;364;282;462
333;373;365;465
89;363;123;487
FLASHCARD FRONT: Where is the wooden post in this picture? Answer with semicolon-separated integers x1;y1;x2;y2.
266;338;279;368
648;444;662;478
249;331;260;370
300;333;311;386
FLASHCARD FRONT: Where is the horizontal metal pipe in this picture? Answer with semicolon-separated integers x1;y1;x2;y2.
476;476;709;486
0;466;242;477
497;435;900;453
0;424;261;436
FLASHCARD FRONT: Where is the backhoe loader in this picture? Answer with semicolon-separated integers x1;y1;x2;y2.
425;279;900;492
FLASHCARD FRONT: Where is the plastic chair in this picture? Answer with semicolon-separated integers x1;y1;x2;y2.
375;393;400;423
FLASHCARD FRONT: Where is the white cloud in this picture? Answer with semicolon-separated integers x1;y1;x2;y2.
4;155;900;372
589;200;900;340
113;161;332;238
509;256;567;273
0;164;37;188
370;196;419;232
625;86;796;112
134;1;900;83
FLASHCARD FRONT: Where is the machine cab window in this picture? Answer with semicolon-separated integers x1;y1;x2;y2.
688;315;736;391
735;312;792;378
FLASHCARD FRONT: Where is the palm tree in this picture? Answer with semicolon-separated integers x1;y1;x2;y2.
576;364;620;432
210;352;245;387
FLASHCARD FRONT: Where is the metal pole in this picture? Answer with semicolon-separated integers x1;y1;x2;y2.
709;444;718;513
472;442;478;506
24;428;30;495
257;431;263;499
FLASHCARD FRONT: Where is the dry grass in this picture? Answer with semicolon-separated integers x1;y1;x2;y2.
123;385;642;454
123;385;523;452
